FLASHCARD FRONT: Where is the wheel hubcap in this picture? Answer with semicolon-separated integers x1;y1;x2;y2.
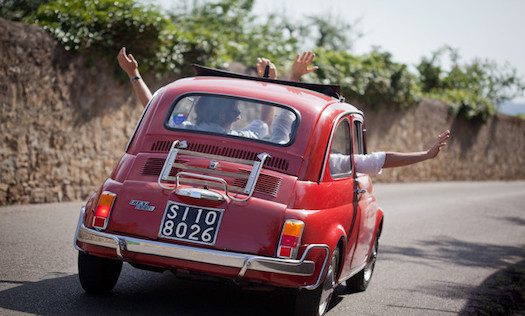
364;241;378;282
318;252;337;315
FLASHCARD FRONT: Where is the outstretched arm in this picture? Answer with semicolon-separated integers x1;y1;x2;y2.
383;130;451;168
117;47;152;108
290;51;319;82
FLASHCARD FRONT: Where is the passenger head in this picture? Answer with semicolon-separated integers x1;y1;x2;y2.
195;96;240;129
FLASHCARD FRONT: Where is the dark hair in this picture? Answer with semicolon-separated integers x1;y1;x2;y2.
195;96;239;125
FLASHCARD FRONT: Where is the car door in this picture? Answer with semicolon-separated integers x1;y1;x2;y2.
349;117;376;271
326;116;363;279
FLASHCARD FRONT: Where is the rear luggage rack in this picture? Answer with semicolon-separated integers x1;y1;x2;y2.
158;140;270;202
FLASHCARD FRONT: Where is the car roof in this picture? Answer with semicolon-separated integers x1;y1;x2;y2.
162;76;344;116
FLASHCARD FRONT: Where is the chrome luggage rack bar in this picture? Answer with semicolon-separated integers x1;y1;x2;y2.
157;140;270;202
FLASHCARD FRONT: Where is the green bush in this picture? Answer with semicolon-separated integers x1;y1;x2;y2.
30;0;168;71
417;47;525;121
0;0;49;21
25;0;298;77
312;48;418;108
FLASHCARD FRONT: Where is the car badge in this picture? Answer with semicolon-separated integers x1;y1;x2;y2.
209;160;219;170
129;200;155;212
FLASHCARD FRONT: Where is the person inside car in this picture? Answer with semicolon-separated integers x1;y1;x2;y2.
186;95;270;139
118;47;450;175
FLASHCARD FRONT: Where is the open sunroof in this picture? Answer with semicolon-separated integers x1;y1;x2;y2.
192;64;341;99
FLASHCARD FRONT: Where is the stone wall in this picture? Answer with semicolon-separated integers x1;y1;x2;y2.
1;19;524;205
0;19;146;204
362;100;525;182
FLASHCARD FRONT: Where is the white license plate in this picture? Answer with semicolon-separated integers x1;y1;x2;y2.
159;201;224;245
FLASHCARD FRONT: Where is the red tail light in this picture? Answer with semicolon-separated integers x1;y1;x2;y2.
92;191;116;230
277;220;304;259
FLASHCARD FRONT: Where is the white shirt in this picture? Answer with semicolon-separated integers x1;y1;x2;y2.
269;110;295;144
330;152;386;175
191;120;269;139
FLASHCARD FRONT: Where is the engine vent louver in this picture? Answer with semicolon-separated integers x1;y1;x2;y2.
151;140;173;152
149;140;289;172
141;157;181;176
232;170;282;197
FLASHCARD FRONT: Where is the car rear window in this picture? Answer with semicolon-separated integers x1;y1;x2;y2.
165;94;298;145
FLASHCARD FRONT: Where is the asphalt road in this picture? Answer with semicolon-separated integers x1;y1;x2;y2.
0;181;524;315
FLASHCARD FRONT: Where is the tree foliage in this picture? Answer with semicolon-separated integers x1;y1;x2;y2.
417;47;525;121
2;0;524;122
306;15;361;51
312;48;417;107
0;0;49;21
158;0;298;76
30;0;167;70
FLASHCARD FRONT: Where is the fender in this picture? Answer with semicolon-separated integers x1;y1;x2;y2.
320;222;347;279
324;223;347;252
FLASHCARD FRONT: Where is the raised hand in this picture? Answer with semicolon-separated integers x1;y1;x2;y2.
117;47;139;77
426;130;451;158
256;58;277;79
290;51;319;82
117;47;152;107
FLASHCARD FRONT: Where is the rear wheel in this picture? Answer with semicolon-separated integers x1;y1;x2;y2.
346;237;378;292
78;251;122;294
294;248;340;316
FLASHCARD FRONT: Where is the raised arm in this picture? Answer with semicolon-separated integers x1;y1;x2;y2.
290;51;319;82
256;57;277;79
117;47;152;108
255;57;278;125
383;130;451;168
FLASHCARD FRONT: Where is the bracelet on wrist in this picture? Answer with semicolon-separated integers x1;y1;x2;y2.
130;76;141;82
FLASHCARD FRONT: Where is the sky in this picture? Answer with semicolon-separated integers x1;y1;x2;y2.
158;0;525;104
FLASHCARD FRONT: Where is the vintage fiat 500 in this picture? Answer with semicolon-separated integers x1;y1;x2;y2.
74;66;384;316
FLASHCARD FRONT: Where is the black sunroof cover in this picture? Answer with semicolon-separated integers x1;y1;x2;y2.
192;64;341;99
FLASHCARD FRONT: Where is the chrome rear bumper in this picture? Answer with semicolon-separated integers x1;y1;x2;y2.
74;207;329;290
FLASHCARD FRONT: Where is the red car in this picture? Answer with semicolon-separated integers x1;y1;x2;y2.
74;66;384;316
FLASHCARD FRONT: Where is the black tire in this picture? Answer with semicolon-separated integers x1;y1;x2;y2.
346;237;378;292
294;247;340;316
78;251;122;294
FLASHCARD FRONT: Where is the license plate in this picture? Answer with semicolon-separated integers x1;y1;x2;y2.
159;201;224;245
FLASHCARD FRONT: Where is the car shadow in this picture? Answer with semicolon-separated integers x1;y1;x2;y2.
459;259;525;315
390;259;525;315
493;216;525;227
0;265;298;316
377;236;525;314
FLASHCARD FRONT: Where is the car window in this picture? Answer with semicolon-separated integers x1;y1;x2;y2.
329;119;352;177
165;95;298;145
353;120;364;155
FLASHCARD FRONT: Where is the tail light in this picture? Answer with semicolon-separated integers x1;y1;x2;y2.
277;220;304;259
92;191;116;230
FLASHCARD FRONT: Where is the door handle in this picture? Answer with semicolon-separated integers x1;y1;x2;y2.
355;188;367;194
